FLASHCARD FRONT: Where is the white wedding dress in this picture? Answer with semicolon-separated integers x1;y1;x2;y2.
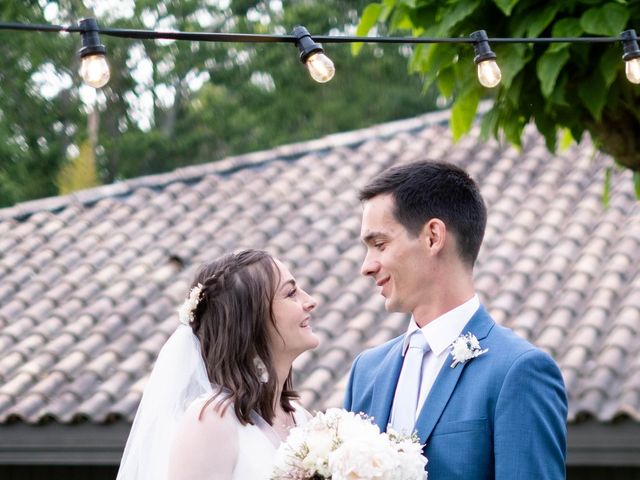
233;405;309;479
116;325;308;480
168;395;309;480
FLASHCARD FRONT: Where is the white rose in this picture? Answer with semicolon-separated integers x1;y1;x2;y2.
305;423;336;457
301;454;331;478
337;411;380;441
329;437;397;480
299;423;336;477
391;441;428;480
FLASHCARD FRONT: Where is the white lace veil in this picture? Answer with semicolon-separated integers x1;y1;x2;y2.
116;324;213;480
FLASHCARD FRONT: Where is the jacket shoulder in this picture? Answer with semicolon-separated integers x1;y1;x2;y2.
356;334;403;364
483;322;561;377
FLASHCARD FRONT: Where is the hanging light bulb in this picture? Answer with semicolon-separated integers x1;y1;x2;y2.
621;29;640;84
305;52;335;83
78;18;110;88
292;26;335;83
470;30;501;88
626;58;640;84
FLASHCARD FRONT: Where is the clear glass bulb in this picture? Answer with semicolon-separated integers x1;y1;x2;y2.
625;57;640;84
80;53;110;88
477;59;502;88
306;52;335;83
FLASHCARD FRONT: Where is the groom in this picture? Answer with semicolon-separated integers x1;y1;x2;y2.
344;161;567;479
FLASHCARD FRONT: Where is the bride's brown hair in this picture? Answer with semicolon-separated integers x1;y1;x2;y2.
188;249;298;425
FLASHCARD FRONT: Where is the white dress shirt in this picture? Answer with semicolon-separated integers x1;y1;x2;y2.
390;294;480;425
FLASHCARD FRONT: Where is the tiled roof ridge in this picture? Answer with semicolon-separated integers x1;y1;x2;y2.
0;107;461;222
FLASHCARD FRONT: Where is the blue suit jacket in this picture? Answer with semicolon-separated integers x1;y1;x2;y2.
344;306;568;479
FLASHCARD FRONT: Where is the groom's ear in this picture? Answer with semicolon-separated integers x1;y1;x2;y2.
422;218;446;254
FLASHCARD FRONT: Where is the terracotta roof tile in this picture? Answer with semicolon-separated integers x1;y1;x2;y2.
0;111;639;426
19;352;56;378
53;351;89;376
616;307;640;331
0;351;25;379
1;371;36;399
8;393;47;423
96;371;131;397
26;371;66;399
84;347;120;379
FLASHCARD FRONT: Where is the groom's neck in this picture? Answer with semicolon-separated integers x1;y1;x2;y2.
412;268;475;328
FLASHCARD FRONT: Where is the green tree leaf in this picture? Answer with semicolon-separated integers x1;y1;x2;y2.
436;65;456;99
353;3;382;55
549;18;584;53
493;0;520;16
434;1;480;36
497;43;532;88
598;44;621;87
537;48;570;98
559;128;575;151
525;3;560;38
389;4;415;31
411;43;457;91
552;18;584;37
603;166;612;208
534;109;558;152
578;70;607;120
480;103;500;140
580;3;630;35
634;172;640;199
451;83;481;140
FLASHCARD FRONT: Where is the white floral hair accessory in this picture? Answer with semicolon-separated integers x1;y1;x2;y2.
450;332;488;368
178;283;204;325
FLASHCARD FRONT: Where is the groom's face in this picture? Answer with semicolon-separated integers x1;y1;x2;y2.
360;194;431;314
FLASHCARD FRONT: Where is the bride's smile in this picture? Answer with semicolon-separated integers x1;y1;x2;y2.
269;259;319;360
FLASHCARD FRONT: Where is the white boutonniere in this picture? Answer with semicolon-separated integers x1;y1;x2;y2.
450;332;488;368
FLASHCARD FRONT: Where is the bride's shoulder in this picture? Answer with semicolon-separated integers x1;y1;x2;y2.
180;395;239;437
168;398;239;478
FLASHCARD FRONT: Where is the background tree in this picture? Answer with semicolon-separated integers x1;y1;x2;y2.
0;1;82;206
357;0;640;188
0;0;435;207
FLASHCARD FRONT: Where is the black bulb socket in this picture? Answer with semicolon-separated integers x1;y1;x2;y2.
78;18;106;58
292;25;324;64
621;29;640;61
470;30;496;64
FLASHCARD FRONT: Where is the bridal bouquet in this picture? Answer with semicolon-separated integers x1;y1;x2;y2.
271;408;427;480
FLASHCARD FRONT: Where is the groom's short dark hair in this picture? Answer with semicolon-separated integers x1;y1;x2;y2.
359;161;487;267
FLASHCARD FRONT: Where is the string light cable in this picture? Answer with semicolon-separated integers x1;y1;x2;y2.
0;19;638;88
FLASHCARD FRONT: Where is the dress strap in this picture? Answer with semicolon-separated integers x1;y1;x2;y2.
249;411;281;449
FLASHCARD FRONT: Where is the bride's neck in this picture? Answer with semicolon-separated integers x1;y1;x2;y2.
272;355;293;407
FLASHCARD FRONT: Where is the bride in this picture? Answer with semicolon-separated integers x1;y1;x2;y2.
116;249;319;479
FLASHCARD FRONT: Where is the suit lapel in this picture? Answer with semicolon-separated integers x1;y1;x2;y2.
370;338;404;432
415;306;495;444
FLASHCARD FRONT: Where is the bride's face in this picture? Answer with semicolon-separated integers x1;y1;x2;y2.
268;260;319;358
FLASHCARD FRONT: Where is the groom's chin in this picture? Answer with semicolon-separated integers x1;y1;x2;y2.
383;295;413;315
383;297;402;313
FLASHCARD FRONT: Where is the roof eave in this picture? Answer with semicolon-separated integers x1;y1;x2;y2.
0;421;129;465
567;420;640;466
0;419;639;466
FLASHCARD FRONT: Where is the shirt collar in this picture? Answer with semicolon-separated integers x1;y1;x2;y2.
401;294;480;356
